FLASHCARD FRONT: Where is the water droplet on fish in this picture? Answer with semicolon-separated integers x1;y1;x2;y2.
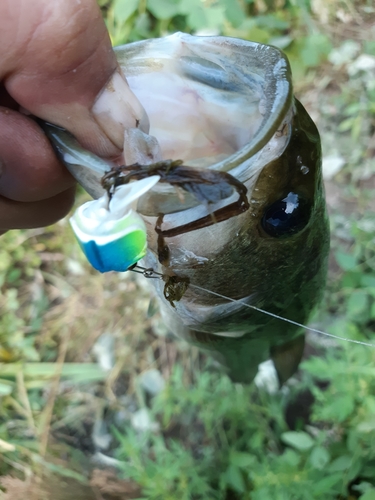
301;165;309;175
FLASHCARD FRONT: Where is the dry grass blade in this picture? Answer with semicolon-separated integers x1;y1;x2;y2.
16;371;36;436
0;469;142;500
38;326;71;458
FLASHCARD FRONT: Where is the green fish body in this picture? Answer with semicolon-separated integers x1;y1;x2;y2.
45;33;330;383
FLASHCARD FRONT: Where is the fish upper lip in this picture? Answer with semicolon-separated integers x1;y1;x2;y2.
113;33;293;172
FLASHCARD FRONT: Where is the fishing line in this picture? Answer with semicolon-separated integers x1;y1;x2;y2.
132;265;375;348
189;284;375;348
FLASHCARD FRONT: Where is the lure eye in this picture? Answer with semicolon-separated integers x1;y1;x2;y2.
261;192;310;238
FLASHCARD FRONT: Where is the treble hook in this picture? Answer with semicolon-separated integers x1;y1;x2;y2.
128;264;190;307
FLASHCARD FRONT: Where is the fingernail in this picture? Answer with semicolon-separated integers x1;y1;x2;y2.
92;68;149;150
123;128;162;165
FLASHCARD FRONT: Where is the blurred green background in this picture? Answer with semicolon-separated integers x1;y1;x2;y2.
1;1;375;499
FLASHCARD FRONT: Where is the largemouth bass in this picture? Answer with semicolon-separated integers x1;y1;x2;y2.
45;33;330;384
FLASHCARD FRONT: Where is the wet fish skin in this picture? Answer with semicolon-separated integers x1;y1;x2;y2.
44;34;330;384
151;99;329;383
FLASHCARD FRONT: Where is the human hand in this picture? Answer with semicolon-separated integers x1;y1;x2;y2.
0;0;148;231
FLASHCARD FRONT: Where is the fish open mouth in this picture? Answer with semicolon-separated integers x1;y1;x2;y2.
45;33;294;216
43;33;300;272
116;33;293;170
113;32;295;217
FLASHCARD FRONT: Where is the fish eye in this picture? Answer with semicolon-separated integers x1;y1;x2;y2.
261;192;310;237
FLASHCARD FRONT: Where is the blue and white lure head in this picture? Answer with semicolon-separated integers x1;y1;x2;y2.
70;176;160;273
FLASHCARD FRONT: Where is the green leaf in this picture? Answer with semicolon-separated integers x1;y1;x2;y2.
347;290;370;318
313;473;342;495
230;451;256;469
255;14;290;30
282;449;301;467
281;431;314;451
342;271;362;288
361;274;375;287
0;379;13;395
360;490;375;500
347;459;363;482
301;356;330;379
364;41;375;56
309;446;330;470
147;0;181;20
344;102;361;116
357;420;375;433
335;251;357;271
299;34;332;68
354;482;375;495
221;0;245;28
328;319;360;344
338;117;355;133
224;464;246;494
321;393;355;422
113;0;139;23
186;5;208;30
328;455;352;472
362;465;375;480
269;35;293;50
205;6;226;30
244;26;270;44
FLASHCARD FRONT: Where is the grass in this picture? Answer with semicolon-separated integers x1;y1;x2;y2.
1;0;375;499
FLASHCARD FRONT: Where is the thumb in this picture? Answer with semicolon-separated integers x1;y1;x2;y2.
1;0;148;158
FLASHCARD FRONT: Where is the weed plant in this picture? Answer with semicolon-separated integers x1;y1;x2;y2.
0;1;375;499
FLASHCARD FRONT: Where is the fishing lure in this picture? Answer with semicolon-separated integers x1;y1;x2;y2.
69;176;160;273
70;157;250;306
101;159;250;266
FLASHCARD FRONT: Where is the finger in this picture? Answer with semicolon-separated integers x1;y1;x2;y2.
0;0;148;158
0;107;75;202
0;83;18;110
0;187;76;230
